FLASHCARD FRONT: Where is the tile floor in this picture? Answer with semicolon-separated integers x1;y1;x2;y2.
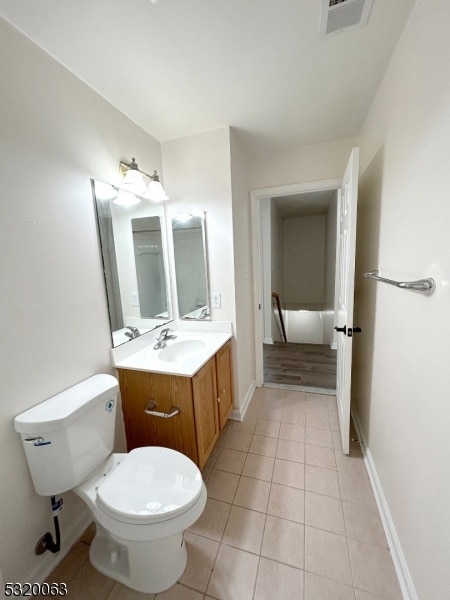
44;387;402;600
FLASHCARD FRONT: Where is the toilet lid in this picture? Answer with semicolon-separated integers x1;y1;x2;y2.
96;447;204;524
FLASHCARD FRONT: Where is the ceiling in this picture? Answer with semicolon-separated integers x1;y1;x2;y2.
0;0;416;150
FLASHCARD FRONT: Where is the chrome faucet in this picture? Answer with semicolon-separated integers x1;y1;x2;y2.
124;326;140;340
153;328;177;350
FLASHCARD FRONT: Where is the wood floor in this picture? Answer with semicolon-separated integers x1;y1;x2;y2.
263;342;337;392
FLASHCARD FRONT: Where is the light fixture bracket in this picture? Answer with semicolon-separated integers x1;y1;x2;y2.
118;157;169;202
119;158;158;181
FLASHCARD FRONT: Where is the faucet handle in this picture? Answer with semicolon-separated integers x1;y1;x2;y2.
161;327;177;340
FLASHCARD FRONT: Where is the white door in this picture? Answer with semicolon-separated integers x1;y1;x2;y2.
335;147;359;455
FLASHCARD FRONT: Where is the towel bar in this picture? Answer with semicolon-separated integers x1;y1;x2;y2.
364;270;435;292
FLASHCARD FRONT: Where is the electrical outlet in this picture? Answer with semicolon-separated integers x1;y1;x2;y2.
211;293;221;308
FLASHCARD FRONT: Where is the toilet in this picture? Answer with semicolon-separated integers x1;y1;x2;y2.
14;374;207;594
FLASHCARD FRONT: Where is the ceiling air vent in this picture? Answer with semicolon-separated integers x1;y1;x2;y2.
320;0;374;35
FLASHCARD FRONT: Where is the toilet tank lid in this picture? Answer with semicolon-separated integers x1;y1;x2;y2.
14;374;119;434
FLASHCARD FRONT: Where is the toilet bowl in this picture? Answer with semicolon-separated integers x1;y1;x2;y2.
75;447;207;593
14;374;207;594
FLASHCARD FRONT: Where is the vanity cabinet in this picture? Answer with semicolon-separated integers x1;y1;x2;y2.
117;340;233;469
215;341;234;428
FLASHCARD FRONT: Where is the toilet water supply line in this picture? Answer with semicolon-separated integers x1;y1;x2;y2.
37;497;63;554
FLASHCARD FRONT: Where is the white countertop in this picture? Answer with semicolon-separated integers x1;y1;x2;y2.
111;329;232;377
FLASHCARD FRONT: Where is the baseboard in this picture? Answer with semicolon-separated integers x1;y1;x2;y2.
25;506;92;584
263;337;274;345
351;409;419;600
229;380;256;421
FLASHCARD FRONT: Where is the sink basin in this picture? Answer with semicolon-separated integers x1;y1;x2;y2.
112;329;232;376
158;339;207;362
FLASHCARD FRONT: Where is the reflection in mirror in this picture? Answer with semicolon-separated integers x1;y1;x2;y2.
93;180;172;346
132;217;167;318
172;212;210;320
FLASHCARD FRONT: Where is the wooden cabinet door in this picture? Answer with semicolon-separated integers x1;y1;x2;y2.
117;369;198;465
192;358;219;469
216;341;234;430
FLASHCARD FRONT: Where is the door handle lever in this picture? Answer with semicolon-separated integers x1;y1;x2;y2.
335;325;362;337
334;325;347;335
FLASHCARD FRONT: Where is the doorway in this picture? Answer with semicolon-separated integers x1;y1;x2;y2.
251;179;341;394
251;148;360;454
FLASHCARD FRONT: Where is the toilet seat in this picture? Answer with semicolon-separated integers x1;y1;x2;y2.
96;447;203;525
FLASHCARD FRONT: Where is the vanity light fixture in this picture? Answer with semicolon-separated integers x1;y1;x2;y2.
114;189;141;207
145;171;170;202
121;157;147;195
119;157;169;202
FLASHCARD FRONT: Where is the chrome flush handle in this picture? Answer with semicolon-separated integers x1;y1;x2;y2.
24;437;52;447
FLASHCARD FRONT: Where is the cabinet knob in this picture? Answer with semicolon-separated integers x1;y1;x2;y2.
221;389;226;395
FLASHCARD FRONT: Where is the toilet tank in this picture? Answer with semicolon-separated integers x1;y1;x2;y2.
14;374;119;496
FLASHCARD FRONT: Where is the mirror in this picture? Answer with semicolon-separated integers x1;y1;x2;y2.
132;216;167;318
172;212;210;320
93;180;172;346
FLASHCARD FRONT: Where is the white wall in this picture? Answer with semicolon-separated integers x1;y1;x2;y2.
283;215;326;307
266;202;337;347
161;128;252;411
324;195;338;311
324;193;338;346
270;201;284;343
261;198;274;343
244;136;359;190
0;18;163;584
161;128;235;323
230;128;257;409
160;128;256;412
353;1;450;598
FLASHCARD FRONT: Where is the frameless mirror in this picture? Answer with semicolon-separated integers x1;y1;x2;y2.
93;180;172;346
172;212;210;320
132;216;167;317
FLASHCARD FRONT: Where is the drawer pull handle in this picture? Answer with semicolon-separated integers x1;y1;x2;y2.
144;400;181;419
